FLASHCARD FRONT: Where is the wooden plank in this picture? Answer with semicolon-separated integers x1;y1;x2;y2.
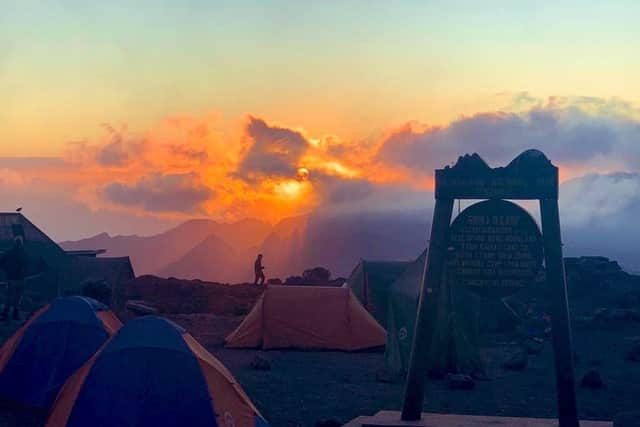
401;198;454;420
435;150;558;200
540;199;579;427
344;411;612;427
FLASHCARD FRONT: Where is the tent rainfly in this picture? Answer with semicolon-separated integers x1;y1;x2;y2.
47;316;268;427
385;250;485;376
0;297;121;408
225;286;386;351
346;260;410;327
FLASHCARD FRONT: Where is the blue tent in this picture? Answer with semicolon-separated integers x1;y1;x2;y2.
0;296;121;408
47;316;268;427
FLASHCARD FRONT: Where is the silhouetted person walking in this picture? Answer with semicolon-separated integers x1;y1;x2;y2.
254;254;266;286
0;236;27;321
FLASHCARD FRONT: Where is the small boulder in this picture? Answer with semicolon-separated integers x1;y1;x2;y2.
524;337;544;355
447;373;475;390
503;351;528;371
593;308;640;324
375;368;398;384
613;410;640;427
580;369;605;389
125;300;159;316
470;369;492;381
250;355;271;371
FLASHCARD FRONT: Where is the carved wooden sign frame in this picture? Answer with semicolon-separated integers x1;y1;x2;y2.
401;150;579;427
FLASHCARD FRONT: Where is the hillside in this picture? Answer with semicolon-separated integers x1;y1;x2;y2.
159;234;244;283
60;218;272;276
60;211;431;283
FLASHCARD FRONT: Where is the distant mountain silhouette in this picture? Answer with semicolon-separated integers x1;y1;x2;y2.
60;218;272;275
256;215;309;279
61;211;431;282
256;211;430;280
158;234;240;283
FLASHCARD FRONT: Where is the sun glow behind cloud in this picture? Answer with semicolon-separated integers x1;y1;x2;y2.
4;94;640;235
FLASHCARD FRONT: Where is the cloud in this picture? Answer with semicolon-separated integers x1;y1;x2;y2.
560;172;640;227
94;123;146;166
559;172;640;270
169;145;208;163
0;169;25;186
102;173;214;213
310;173;373;205
6;95;640;252
97;140;129;166
236;117;310;180
375;107;631;176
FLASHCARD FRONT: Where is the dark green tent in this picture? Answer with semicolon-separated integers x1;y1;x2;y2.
346;260;410;327
385;250;490;376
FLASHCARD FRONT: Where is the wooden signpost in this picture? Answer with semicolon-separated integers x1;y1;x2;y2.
401;149;580;426
345;150;612;427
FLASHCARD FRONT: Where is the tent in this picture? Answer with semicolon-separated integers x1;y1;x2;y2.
0;296;121;408
385;251;483;376
47;316;268;427
346;260;410;327
225;286;386;351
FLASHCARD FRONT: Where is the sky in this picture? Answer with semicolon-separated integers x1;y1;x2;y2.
2;1;640;241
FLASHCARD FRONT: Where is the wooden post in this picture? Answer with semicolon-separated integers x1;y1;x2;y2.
540;198;580;427
401;198;454;421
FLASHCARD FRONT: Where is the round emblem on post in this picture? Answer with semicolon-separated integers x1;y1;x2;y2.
398;327;408;341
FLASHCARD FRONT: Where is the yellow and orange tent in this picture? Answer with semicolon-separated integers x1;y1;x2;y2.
225;286;386;351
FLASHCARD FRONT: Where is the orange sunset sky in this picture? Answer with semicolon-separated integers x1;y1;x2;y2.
2;2;640;240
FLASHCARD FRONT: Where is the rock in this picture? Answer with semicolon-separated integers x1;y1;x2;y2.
524;337;544;355
125;300;159;316
614;410;640;427
470;369;492;381
447;373;475;390
250;355;271;371
593;308;640;324
266;278;282;285
580;369;605;389
503;351;528;371
375;369;397;384
616;291;640;309
625;343;640;362
315;420;341;427
612;309;640;322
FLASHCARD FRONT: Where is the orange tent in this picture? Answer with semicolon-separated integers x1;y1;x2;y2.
225;286;386;351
